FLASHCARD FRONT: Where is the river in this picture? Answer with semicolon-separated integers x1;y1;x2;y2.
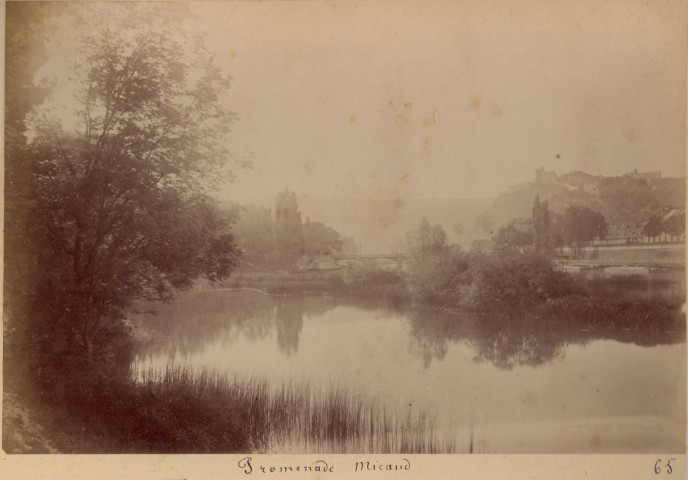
131;279;685;453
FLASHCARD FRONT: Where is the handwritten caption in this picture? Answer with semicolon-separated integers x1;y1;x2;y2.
237;457;411;475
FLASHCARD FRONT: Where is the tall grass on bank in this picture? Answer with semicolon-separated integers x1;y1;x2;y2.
133;365;456;453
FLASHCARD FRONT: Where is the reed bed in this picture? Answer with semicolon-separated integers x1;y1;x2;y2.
133;365;457;453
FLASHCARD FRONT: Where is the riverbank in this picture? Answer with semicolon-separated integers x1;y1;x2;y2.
128;288;685;453
222;263;685;317
3;335;120;453
6;259;684;454
4;357;458;453
224;270;409;306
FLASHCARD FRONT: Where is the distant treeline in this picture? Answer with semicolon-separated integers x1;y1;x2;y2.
230;190;356;270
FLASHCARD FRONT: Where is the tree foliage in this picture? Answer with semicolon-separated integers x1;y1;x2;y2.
274;190;305;268
663;213;685;240
531;195;550;253
642;214;664;240
406;219;464;303
642;210;685;242
562;205;607;246
231;194;345;270
455;255;574;310
407;218;448;257
27;5;242;360
303;218;343;255
232;204;277;268
4;2;64;317
493;224;533;254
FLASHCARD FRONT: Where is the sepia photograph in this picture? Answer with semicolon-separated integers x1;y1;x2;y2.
2;0;686;465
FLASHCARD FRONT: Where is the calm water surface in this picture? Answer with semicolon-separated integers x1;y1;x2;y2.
132;285;685;453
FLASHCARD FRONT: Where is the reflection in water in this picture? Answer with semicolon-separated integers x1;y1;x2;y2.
132;292;337;358
134;288;685;370
576;270;686;305
408;312;570;370
407;306;684;370
275;298;304;355
132;287;686;453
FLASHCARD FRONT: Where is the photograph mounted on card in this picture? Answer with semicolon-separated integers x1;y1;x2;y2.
2;1;686;477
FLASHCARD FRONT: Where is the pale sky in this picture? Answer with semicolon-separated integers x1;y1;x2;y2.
38;1;688;204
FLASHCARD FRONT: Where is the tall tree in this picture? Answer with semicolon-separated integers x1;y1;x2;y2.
28;5;242;360
532;195;550;254
274;190;305;268
232;204;277;269
663;213;685;242
643;214;664;243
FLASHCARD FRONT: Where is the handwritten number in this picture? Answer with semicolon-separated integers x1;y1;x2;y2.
666;459;674;475
655;458;675;475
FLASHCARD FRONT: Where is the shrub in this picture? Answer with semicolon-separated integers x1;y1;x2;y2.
451;254;575;310
406;250;469;304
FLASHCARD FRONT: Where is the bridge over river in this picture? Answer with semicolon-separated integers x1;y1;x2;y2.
332;253;410;270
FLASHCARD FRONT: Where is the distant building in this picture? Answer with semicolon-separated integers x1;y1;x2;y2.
593;222;645;246
558;170;602;196
535;167;558;184
592;206;685;245
534;168;604;196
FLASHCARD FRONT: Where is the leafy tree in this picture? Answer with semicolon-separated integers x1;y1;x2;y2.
303;217;342;255
274;190;305;268
232;204;277;269
663;213;685;242
643;214;664;242
562;205;607;247
493;224;533;254
406;220;464;303
28;5;242;361
407;218;448;257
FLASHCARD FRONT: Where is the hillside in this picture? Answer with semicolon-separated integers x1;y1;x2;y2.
482;177;685;232
228;175;683;254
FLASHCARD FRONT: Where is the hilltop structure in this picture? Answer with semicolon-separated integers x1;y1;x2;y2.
486;168;686;251
534;167;674;199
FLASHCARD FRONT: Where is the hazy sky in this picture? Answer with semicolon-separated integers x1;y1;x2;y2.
38;1;687;204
